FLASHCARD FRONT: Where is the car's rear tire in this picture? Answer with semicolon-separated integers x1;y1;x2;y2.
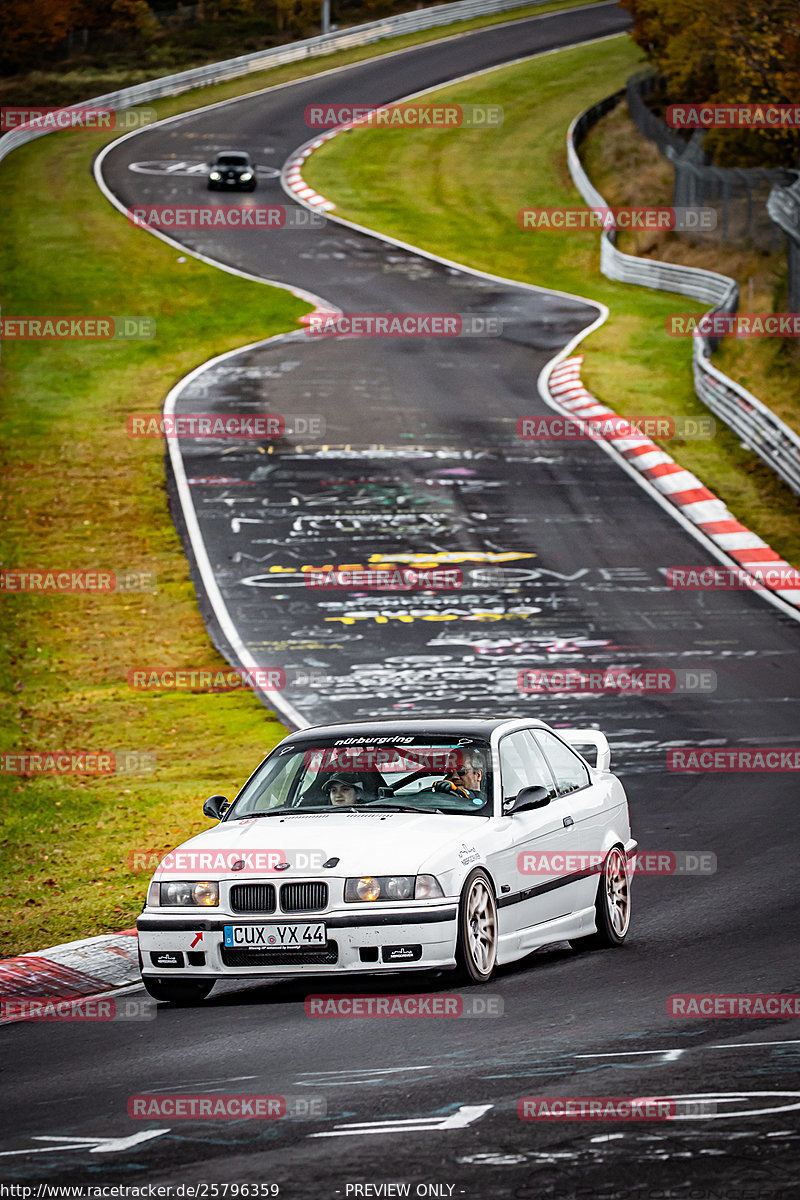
142;976;214;1004
454;868;498;983
569;845;631;951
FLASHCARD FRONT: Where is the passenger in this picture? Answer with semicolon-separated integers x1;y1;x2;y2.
321;772;365;807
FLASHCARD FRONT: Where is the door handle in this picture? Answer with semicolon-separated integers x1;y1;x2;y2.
563;816;574;828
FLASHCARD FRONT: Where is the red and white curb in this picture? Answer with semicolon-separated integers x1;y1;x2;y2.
0;929;140;1019
548;356;800;609
284;109;405;212
283;137;341;326
284;136;338;210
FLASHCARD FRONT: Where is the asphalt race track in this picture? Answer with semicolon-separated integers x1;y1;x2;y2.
3;3;800;1197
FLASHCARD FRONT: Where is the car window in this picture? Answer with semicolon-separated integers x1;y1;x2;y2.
533;730;591;795
499;730;558;802
228;738;493;817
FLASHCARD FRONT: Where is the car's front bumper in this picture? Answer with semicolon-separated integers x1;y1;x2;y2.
137;904;459;978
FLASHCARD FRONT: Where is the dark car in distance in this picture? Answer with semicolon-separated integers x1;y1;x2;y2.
208;151;256;192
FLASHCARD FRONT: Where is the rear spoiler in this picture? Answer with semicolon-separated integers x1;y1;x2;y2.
560;729;611;773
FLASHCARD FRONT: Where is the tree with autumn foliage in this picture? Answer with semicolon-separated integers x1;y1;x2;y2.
620;0;800;167
108;0;160;36
0;0;163;70
0;0;83;70
201;0;256;16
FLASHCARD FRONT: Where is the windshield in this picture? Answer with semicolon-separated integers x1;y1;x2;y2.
216;154;249;165
227;736;493;818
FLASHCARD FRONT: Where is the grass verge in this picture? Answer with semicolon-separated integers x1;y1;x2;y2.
303;35;800;565
0;122;311;954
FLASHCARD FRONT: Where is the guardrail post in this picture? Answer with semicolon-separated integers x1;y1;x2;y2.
768;178;800;314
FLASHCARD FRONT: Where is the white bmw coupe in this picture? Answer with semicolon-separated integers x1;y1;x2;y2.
138;718;636;1002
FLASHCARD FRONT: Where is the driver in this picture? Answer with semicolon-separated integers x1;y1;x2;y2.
433;750;485;800
321;772;365;807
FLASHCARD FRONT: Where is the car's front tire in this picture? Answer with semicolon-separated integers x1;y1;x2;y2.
569;845;631;951
454;868;498;983
142;976;215;1004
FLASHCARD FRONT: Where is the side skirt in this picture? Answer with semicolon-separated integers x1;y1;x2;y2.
496;905;597;965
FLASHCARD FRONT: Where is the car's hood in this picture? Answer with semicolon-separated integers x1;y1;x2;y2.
157;811;490;877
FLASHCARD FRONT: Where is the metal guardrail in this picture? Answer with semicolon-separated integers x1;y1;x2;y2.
626;71;794;250
567;96;800;500
768;177;800;313
0;0;549;165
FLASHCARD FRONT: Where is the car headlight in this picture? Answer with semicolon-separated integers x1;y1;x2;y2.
239;172;253;181
344;875;440;902
209;171;221;180
155;880;219;906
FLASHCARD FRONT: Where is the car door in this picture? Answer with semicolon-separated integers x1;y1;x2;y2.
493;729;579;944
531;728;609;911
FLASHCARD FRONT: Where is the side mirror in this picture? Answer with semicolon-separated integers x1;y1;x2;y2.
503;785;551;815
203;794;229;820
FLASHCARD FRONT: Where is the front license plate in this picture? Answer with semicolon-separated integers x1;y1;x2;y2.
223;923;327;949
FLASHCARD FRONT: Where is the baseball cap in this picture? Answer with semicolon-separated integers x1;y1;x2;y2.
321;773;365;793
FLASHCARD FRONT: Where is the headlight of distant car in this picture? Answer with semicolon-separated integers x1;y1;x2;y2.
150;880;219;906
239;171;253;181
344;874;443;902
209;171;221;180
